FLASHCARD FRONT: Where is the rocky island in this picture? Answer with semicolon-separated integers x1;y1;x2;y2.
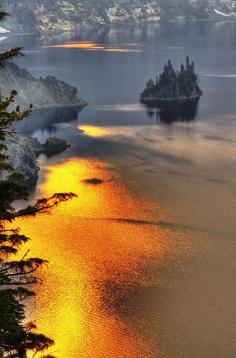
140;56;202;107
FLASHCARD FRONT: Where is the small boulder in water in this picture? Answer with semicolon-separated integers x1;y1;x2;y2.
42;137;70;156
82;178;104;185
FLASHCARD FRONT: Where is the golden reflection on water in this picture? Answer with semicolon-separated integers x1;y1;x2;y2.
79;125;113;138
15;158;170;358
45;41;141;53
47;41;104;50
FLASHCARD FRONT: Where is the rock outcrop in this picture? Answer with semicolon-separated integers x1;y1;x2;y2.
0;62;85;185
42;137;70;156
2;133;40;185
3;1;236;34
0;62;86;109
141;57;202;103
2;133;71;185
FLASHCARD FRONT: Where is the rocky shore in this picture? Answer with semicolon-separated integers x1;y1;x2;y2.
2;133;70;185
0;61;86;185
0;62;86;109
2;133;40;185
3;1;236;34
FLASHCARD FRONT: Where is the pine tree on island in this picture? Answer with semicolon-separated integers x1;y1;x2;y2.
140;56;203;103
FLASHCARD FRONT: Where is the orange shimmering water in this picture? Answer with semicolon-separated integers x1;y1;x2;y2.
15;158;171;358
45;41;141;52
79;125;113;138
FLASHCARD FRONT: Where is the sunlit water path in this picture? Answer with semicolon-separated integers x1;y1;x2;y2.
4;20;236;357
15;157;183;357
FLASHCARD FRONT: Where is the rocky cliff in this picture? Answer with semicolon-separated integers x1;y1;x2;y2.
3;1;236;34
0;62;86;184
0;62;86;109
2;133;40;185
2;133;71;185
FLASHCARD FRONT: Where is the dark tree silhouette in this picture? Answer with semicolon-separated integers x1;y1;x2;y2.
0;6;76;358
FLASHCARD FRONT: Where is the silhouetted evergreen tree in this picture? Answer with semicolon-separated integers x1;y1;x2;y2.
0;6;76;358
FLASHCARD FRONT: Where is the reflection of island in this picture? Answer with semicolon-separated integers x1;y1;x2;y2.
144;100;199;124
141;56;202;123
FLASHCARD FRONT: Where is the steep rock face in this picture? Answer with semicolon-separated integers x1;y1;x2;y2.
3;1;235;34
2;133;71;184
186;0;236;17
210;0;236;16
0;62;85;109
3;1;40;34
2;133;40;184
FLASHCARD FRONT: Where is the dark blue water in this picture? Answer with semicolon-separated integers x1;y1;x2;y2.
4;20;236;119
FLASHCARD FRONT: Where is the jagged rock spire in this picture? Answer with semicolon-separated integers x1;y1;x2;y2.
141;57;202;101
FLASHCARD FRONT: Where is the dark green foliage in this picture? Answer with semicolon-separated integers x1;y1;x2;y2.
0;91;32;221
0;47;24;68
0;5;77;356
0;5;55;358
0;92;55;356
16;192;77;218
0;289;48;357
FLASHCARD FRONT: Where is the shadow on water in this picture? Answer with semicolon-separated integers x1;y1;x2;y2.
142;98;199;124
79;216;221;237
13;105;84;135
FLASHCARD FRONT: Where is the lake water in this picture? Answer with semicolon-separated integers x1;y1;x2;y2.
3;20;236;357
